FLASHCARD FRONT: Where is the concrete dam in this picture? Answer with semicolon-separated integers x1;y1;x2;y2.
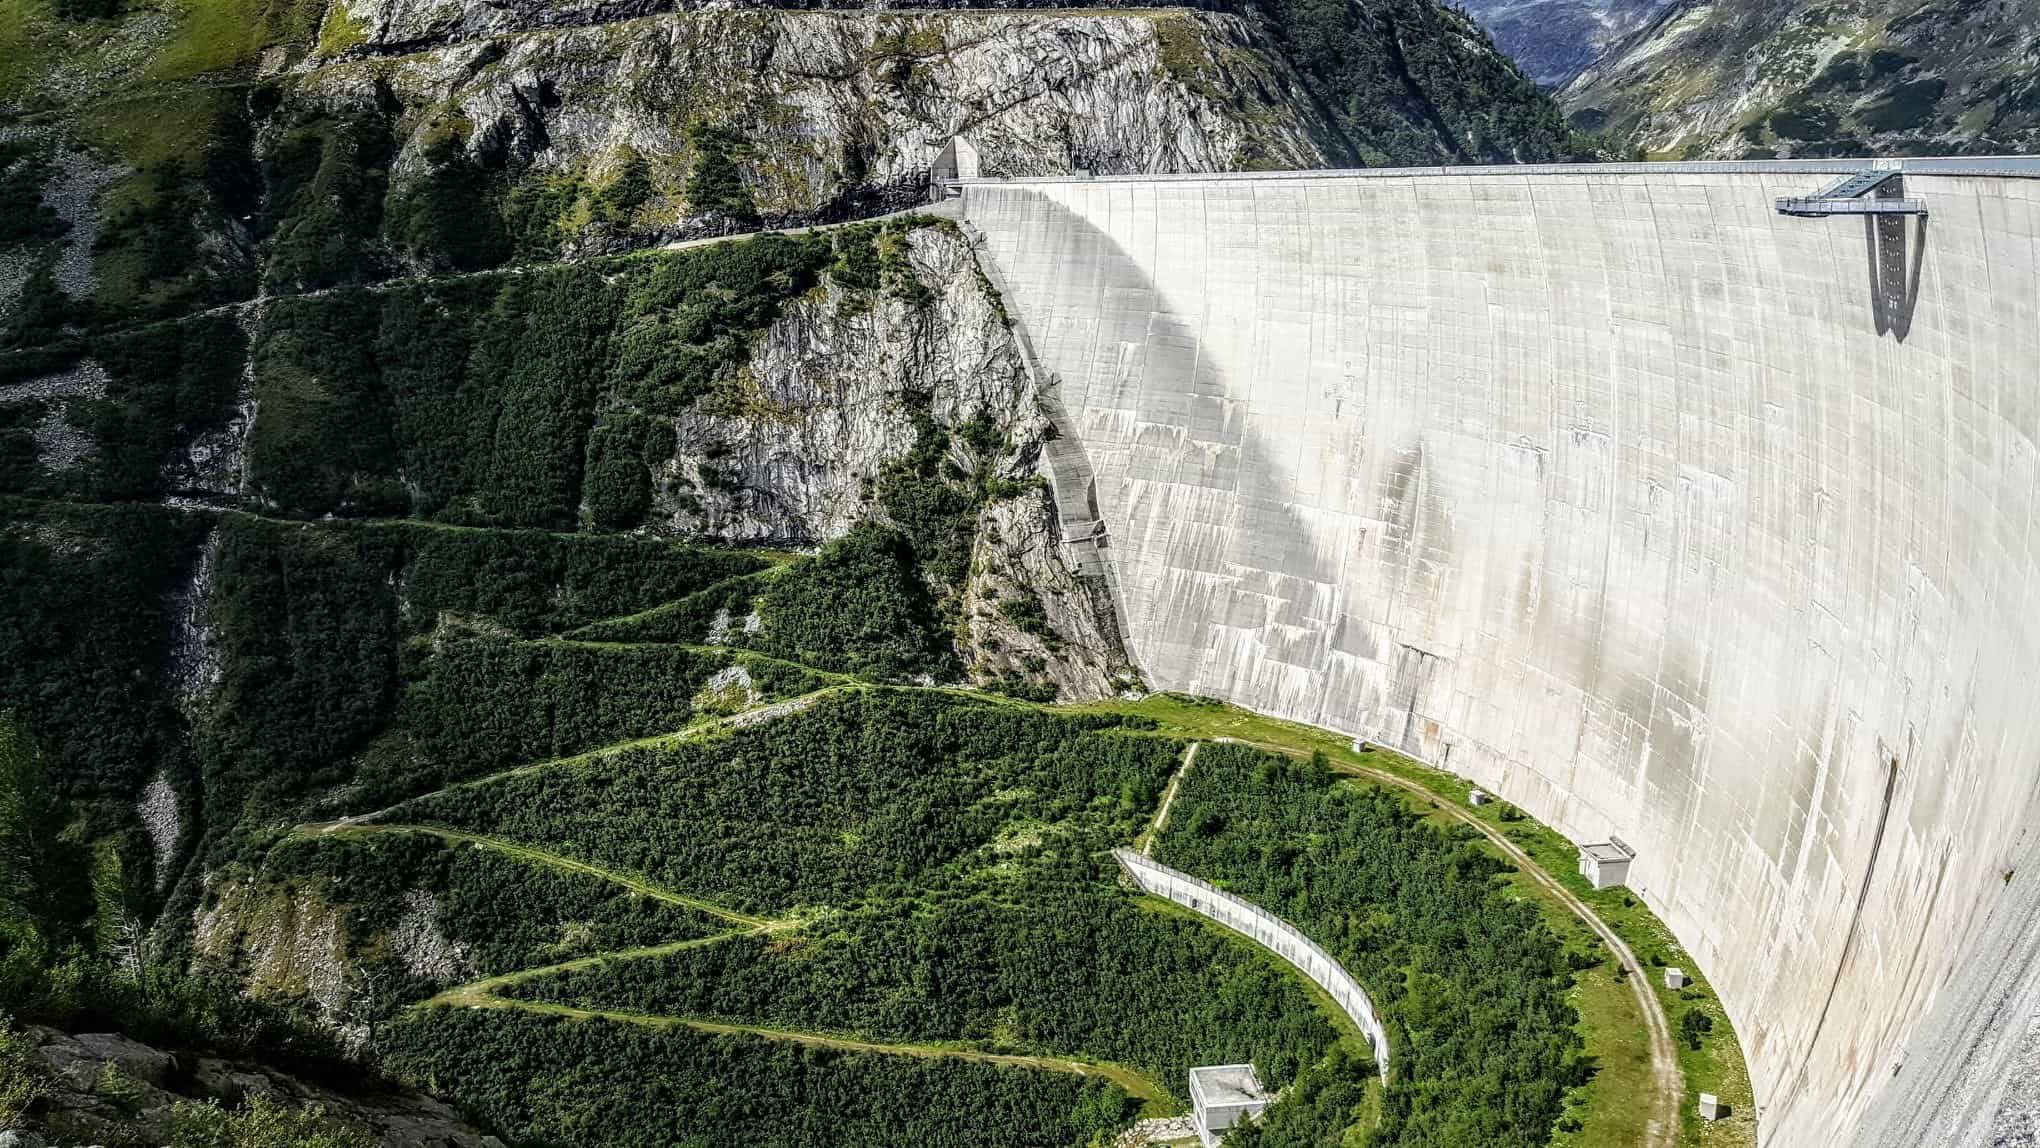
956;160;2040;1147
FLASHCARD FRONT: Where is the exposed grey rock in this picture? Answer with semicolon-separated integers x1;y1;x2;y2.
0;128;121;311
1;359;108;474
1561;0;2040;156
662;225;1030;545
650;221;1128;698
136;773;179;891
964;488;1134;700
698;664;760;709
41;145;125;299
294;9;1329;239
37;1032;173;1090
1456;0;1673;86
391;890;473;983
23;1026;503;1148
165;527;222;717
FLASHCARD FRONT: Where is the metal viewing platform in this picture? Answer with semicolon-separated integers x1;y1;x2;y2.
1776;169;1928;218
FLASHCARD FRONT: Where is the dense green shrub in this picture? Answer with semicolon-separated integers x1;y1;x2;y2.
89;99;263;325
396;522;763;636
0;310;244;498
201;515;408;838
396;690;1175;914
511;853;1340;1093
1253;0;1590;164
0;499;204;800
683;121;758;227
352;638;731;802
0;715;352;1080
1155;743;1590;1147
90;314;248;491
607;231;833;413
1223;1041;1380;1148
581;412;671;530
0;142;70;247
261;111;393;292
564;567;782;644
752;526;954;680
263;833;724;980
246;289;408;517
0;714;96;952
199;515;766;829
383;134;507;274
1858;77;1949;133
0;265;84;351
379;1007;1136;1148
247;227;902;523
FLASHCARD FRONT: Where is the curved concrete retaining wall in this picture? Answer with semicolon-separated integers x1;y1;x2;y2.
1113;847;1392;1078
962;162;2040;1147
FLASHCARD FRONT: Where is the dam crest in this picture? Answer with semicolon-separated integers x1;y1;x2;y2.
957;158;2040;1147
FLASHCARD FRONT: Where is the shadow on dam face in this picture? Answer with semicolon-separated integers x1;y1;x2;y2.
961;166;2040;1148
965;188;1363;718
1866;214;1928;341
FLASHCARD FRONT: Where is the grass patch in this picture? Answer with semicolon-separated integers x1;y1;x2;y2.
1548;961;1654;1148
147;0;269;81
315;1;367;56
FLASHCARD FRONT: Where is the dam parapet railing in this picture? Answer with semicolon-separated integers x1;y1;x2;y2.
944;154;2040;191
1113;848;1392;1082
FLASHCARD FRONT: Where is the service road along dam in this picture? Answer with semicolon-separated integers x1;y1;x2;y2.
957;159;2040;1148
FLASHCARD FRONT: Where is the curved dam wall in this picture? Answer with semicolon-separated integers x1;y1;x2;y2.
958;162;2040;1147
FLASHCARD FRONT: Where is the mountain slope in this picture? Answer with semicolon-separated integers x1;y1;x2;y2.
1454;0;1674;88
1561;0;2040;157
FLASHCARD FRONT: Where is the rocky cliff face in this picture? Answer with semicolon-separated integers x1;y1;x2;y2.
1561;0;2040;156
291;8;1331;252
19;1025;500;1147
662;221;1137;696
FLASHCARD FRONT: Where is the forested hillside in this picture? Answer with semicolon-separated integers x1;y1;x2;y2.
0;0;1649;1142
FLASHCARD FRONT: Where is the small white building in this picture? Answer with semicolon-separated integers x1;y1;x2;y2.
1665;967;1690;989
1578;836;1636;890
1190;1064;1269;1148
1699;1092;1725;1121
1468;788;1490;807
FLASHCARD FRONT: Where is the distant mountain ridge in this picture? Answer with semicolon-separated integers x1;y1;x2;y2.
1558;0;2040;157
1454;0;1674;88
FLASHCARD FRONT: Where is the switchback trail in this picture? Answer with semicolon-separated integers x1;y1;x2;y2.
408;890;1171;1108
423;992;1171;1107
306;683;853;829
333;700;1177;1112
1137;741;1198;856
304;822;774;928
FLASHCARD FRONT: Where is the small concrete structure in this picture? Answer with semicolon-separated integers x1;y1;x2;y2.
929;137;980;194
1189;1064;1269;1148
1468;788;1490;807
1700;1092;1725;1121
1578;837;1636;891
1666;967;1690;989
